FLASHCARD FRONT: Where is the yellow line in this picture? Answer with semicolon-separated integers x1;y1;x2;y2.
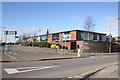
73;62;119;79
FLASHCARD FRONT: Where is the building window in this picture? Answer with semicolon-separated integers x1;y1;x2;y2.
89;33;93;40
93;34;97;40
81;32;88;40
101;35;106;41
41;35;47;41
52;33;59;42
33;36;38;40
93;34;99;41
62;32;70;40
97;34;100;41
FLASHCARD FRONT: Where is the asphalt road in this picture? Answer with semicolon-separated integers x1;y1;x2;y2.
2;55;118;78
1;45;76;62
1;45;118;79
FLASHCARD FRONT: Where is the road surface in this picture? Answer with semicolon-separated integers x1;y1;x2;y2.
1;45;118;79
2;55;118;78
1;45;76;62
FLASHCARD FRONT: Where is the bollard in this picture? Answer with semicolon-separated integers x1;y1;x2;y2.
77;49;81;57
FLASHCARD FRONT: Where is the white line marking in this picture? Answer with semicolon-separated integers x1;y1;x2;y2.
4;66;59;74
9;52;11;54
4;52;19;61
13;52;30;60
4;69;19;74
67;77;74;78
13;67;39;69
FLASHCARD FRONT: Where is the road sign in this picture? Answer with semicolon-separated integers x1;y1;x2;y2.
4;31;17;35
15;36;19;38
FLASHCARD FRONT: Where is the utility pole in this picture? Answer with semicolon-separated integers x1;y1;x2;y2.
0;27;5;42
32;28;41;47
109;18;120;53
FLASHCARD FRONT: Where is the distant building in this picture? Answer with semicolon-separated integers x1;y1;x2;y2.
112;36;120;44
112;36;120;52
25;29;107;53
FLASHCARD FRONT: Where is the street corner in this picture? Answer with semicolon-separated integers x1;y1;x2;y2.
70;62;119;80
90;63;118;78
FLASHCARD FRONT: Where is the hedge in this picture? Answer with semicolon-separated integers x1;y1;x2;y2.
112;45;120;49
21;42;51;48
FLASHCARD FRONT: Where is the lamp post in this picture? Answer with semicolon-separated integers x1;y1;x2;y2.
108;18;120;53
0;27;5;42
32;28;41;47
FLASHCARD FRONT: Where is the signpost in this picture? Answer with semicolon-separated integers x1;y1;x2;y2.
4;30;17;43
4;31;17;52
15;36;19;38
0;27;5;42
4;31;17;35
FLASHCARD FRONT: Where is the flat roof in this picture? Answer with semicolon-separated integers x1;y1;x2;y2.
27;29;106;38
49;29;106;35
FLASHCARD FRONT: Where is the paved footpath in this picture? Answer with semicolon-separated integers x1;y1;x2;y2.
90;64;118;78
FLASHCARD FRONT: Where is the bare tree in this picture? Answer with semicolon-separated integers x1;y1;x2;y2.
19;33;31;42
21;33;27;42
83;16;95;40
17;35;22;43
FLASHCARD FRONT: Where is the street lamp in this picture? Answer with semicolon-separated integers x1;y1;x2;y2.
108;18;120;53
0;27;5;42
32;28;41;47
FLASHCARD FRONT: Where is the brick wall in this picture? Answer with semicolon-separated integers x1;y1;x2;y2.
76;31;81;40
76;41;107;53
37;36;41;42
70;31;77;40
27;38;33;42
48;34;52;42
59;33;62;41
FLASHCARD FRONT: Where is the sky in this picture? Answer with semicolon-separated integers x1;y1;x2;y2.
1;2;118;42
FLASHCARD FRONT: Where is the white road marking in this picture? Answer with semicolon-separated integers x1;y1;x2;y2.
4;66;59;74
13;67;39;69
67;77;74;78
13;52;30;60
4;69;19;74
4;52;19;61
9;52;11;54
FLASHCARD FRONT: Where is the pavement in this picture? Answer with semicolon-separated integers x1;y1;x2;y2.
90;64;118;78
67;63;119;80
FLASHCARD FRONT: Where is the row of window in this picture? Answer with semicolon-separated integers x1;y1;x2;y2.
81;32;106;41
52;32;106;42
34;32;106;42
52;32;70;41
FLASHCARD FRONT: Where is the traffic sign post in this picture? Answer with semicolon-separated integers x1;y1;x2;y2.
15;36;19;38
4;31;17;35
4;31;17;52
